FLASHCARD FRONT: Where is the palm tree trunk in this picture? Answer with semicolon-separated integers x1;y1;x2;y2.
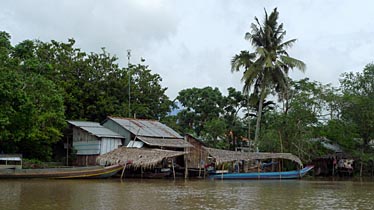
247;94;251;141
254;88;266;147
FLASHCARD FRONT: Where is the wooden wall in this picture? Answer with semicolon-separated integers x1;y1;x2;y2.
185;135;209;169
75;155;99;166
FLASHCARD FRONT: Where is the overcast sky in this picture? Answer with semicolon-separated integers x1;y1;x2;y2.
1;0;374;99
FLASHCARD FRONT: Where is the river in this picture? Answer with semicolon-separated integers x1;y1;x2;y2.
0;178;373;210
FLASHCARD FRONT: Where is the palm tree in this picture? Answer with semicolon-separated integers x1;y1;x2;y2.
231;8;306;146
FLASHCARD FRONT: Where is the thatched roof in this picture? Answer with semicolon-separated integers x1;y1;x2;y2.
203;147;303;167
97;147;187;169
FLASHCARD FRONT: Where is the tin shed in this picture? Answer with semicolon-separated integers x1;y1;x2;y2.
67;121;124;166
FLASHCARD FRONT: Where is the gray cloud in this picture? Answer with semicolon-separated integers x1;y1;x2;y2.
2;0;374;99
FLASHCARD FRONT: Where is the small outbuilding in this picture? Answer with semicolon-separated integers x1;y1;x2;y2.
184;134;209;176
310;138;353;176
67;121;125;166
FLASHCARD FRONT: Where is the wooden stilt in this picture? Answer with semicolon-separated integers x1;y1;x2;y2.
221;164;224;180
172;159;176;180
120;162;127;179
184;155;188;179
198;163;201;178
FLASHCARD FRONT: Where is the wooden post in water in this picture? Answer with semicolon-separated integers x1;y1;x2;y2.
221;164;224;180
172;159;176;180
257;160;260;180
66;136;69;166
184;153;188;179
198;163;201;178
184;136;189;179
120;162;127;179
278;160;281;179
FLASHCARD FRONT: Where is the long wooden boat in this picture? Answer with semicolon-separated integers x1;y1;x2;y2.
0;164;124;179
209;165;314;180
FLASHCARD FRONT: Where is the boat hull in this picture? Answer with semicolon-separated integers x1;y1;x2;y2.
0;164;123;179
209;165;314;180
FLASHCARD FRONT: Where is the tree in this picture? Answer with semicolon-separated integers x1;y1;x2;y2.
0;31;13;67
222;87;251;149
231;8;305;145
340;64;374;147
176;87;223;137
0;69;65;160
125;63;174;119
15;38;173;122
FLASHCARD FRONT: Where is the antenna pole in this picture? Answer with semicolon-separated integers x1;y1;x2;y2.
127;49;131;118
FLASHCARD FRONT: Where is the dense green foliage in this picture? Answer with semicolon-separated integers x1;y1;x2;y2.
0;31;172;160
0;32;66;160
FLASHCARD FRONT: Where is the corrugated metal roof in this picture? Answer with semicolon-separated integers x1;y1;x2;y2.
108;117;183;138
0;157;22;161
136;136;193;148
126;140;144;148
67;121;101;127
310;138;343;153
67;120;124;139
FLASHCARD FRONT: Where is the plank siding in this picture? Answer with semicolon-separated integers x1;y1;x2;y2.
185;134;209;169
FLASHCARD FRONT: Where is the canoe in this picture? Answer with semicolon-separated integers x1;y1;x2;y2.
0;164;124;179
209;165;314;180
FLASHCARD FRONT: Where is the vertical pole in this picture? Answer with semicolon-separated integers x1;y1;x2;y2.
66;136;69;166
221;164;224;180
198;148;202;177
127;49;131;118
247;94;251;149
198;163;201;177
184;157;188;179
120;162;127;179
184;136;188;179
172;159;176;180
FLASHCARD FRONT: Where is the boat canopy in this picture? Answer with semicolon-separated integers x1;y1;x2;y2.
203;147;303;167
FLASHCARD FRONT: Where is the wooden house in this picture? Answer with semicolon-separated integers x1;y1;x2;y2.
184;134;209;173
310;138;353;176
67;121;124;166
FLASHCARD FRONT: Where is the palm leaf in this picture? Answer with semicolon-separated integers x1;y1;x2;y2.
280;55;306;72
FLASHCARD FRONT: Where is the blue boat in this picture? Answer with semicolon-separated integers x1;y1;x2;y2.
203;147;314;180
209;165;314;180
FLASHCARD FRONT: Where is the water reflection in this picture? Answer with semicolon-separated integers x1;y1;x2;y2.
0;179;373;210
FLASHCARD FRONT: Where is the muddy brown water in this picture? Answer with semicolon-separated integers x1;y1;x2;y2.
0;178;373;210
